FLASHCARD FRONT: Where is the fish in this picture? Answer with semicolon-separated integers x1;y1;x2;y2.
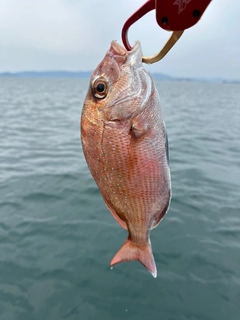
81;41;171;277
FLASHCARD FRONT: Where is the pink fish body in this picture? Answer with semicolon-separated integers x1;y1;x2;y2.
81;41;171;277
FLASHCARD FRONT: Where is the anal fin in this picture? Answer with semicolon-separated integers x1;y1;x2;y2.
102;195;127;230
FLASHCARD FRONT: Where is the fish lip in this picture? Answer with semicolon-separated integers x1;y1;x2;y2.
110;40;142;66
111;40;141;55
129;41;141;54
127;41;142;66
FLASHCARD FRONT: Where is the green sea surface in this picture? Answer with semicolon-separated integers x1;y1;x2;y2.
0;78;240;320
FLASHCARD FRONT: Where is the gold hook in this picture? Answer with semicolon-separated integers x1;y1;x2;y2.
142;30;184;64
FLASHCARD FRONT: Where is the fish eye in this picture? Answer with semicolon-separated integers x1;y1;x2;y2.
96;83;105;92
92;78;108;99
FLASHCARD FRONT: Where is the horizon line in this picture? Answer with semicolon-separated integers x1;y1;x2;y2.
0;70;239;82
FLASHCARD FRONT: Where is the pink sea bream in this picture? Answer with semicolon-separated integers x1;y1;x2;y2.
81;41;171;277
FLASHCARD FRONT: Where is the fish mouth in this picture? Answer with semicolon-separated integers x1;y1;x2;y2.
110;41;143;66
129;41;142;56
128;41;143;66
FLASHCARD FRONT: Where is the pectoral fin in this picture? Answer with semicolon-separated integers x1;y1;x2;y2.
131;117;149;138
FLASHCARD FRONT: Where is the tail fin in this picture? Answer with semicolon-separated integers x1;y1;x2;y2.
110;238;157;278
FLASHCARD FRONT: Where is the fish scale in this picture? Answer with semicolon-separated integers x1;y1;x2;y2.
81;40;171;277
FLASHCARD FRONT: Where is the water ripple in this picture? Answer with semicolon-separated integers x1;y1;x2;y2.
0;78;240;320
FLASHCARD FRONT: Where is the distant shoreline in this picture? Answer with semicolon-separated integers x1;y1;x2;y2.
0;71;239;84
0;71;92;79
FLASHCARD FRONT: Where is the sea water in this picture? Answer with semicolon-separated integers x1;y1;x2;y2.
0;77;240;320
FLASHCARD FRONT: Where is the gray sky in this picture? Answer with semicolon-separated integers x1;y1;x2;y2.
0;0;239;79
